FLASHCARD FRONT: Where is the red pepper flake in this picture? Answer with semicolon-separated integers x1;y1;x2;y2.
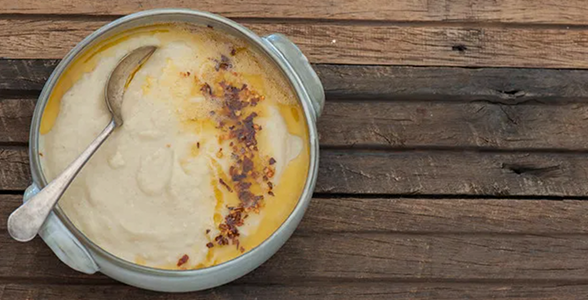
201;83;213;97
219;178;233;193
177;254;189;267
206;242;214;248
267;182;273;189
205;80;272;250
206;229;210;234
264;166;275;178
197;142;200;149
215;55;232;71
268;191;275;197
215;235;229;246
207;24;214;29
230;48;237;56
39;152;44;157
269;157;276;165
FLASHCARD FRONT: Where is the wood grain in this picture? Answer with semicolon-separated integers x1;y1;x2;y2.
6;18;588;68
2;0;588;26
4;223;588;281
5;61;588;150
302;198;588;234
320;101;588;150
0;59;58;91
4;282;588;300
6;147;588;196
8;96;588;150
317;150;588;196
5;195;588;236
3;194;588;282
7;61;588;103
0;98;34;144
0;147;30;191
316;65;588;103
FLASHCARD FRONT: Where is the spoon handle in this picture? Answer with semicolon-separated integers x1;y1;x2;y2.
7;120;117;242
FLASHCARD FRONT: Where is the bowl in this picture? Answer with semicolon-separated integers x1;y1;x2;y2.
25;8;324;292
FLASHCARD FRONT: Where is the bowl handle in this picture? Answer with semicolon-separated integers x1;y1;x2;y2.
23;184;100;274
262;34;325;119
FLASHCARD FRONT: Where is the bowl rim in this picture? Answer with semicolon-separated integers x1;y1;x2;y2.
28;8;320;276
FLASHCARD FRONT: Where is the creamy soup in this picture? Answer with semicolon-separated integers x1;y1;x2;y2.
39;24;309;270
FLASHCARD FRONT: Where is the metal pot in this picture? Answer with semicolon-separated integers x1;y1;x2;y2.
25;9;324;292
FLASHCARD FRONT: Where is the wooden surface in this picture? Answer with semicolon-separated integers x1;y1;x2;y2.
2;1;588;299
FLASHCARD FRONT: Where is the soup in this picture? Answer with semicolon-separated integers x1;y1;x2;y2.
39;23;309;270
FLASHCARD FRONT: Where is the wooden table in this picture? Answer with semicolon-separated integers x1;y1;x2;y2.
4;1;588;299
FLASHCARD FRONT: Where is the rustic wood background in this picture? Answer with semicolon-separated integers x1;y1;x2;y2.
3;1;588;299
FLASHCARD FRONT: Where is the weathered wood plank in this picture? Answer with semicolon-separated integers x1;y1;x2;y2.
3;226;588;281
0;59;58;91
5;147;588;196
315;65;588;102
302;198;588;234
2;0;588;26
7;96;588;150
317;150;588;196
4;194;588;283
0;147;30;190
319;101;588;150
6;62;588;149
4;282;588;300
4;195;588;235
6;18;588;68
0;98;33;143
6;61;588;103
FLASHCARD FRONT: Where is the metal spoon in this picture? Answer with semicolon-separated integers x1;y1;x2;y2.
7;46;157;242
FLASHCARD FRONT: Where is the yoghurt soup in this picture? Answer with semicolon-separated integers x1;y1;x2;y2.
39;23;309;270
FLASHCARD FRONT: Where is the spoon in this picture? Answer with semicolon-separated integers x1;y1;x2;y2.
7;46;157;242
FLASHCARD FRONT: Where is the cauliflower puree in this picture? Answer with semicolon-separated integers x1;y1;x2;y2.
39;24;309;270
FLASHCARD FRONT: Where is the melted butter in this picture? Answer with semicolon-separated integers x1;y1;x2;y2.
41;25;172;134
40;23;310;270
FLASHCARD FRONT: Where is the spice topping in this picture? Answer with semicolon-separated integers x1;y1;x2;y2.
177;254;189;267
200;54;278;252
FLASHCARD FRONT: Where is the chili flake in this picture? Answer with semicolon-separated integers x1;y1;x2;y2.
177;254;189;267
219;178;233;193
205;78;269;249
215;55;232;71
